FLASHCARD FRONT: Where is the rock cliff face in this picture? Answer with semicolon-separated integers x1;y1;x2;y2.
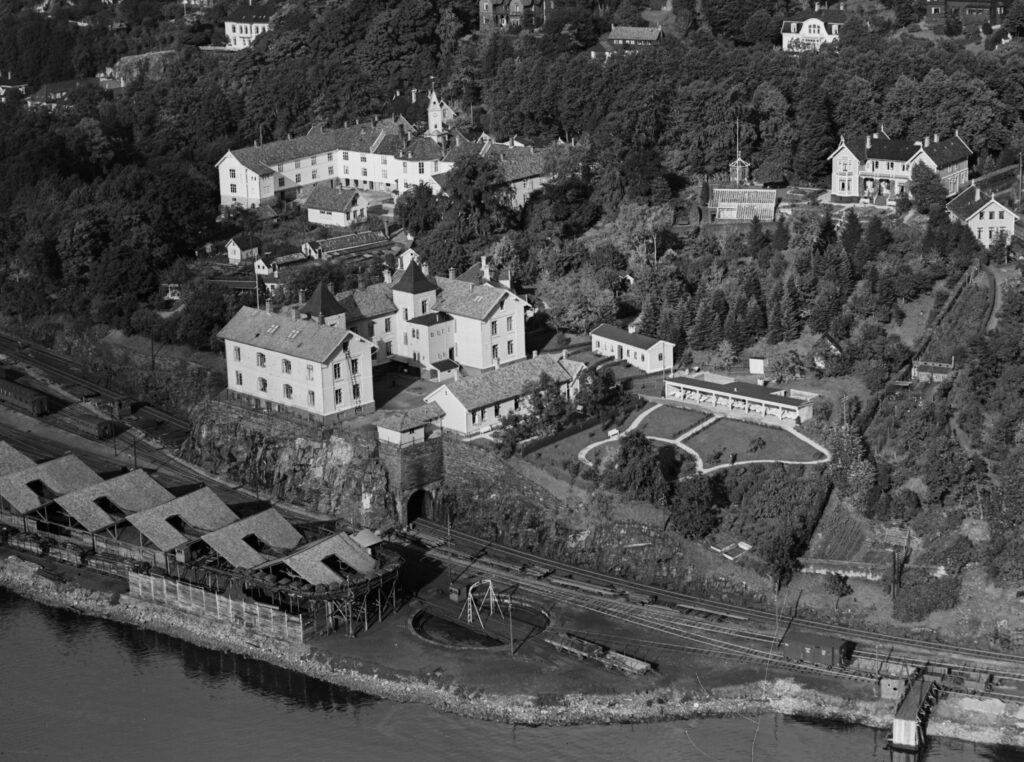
181;401;395;528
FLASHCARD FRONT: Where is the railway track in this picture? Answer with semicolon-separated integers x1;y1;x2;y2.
0;331;191;441
414;520;1024;690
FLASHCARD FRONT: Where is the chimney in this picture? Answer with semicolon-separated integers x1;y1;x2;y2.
532;350;538;359
411;88;418;103
561;349;568;360
934;133;940;143
481;255;491;281
924;135;930;147
975;185;981;202
421;262;430;276
290;306;298;320
814;1;820;9
449;267;456;279
298;288;306;303
866;135;871;149
316;314;324;325
327;282;335;294
383;267;392;284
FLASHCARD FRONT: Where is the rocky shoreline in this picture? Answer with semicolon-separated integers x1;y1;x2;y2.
2;553;1022;747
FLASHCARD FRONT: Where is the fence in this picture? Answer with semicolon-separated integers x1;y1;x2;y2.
129;571;315;645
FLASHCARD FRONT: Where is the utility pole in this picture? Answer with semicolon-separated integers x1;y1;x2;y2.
508;596;514;657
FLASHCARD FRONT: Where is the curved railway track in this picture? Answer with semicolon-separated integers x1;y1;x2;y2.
414;519;1024;692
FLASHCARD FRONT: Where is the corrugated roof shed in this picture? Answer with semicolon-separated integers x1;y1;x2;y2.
427;354;586;411
54;470;174;533
274;533;377;584
376;402;444;432
608;24;663;41
0;454;102;515
0;441;35;477
126;487;239;551
305;185;359;213
709;188;777;221
202;509;303;569
668;374;813;408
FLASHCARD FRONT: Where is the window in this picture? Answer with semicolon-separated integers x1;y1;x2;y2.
872;161;878;170
295;174;301;183
384;317;392;332
229;183;237;193
506;316;513;331
235;371;243;386
999;210;1005;220
327;152;333;161
350;358;359;375
257;377;268;392
433;161;439;172
403;332;409;346
352;383;361;400
256;353;266;368
281;359;291;374
658;353;663;362
328;166;334;176
420;299;427;313
229;169;236;178
886;162;893;170
343;166;349;175
308;391;316;406
403;308;408;320
492;344;499;360
231;24;236;32
418;162;425;174
361;168;367;177
334;388;343;406
412;328;420;340
306;365;314;380
403;162;408;173
311;156;317;165
342;151;349;160
333;362;341;380
278;178;285;188
989;211;996;220
312;170;318;180
233;347;241;361
412;351;421;362
507;340;514;355
284;384;293;399
491;320;498;335
360;155;366;163
384;341;392;354
294;160;301;169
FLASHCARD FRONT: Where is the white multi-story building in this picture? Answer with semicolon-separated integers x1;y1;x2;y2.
216;90;457;208
947;184;1019;249
224;7;272;50
829;130;971;205
217;285;376;424
334;256;532;379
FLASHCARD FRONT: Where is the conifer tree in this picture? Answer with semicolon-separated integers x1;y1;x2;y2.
840;208;862;255
783;277;803;340
766;304;784;344
772;219;790;251
744;297;767;338
689;298;719;350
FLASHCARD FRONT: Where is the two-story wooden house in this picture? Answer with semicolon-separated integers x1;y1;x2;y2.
781;2;848;51
224;6;273;50
947;184;1019;248
829;130;971;205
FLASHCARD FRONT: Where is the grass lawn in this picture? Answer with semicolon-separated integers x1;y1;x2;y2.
683;419;823;467
637;406;709;439
529;424;608;475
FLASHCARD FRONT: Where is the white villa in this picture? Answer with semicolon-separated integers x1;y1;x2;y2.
224;6;273;50
217;285;377;424
664;372;816;423
590;323;674;373
829;129;971;205
781;2;848;51
946;184;1019;248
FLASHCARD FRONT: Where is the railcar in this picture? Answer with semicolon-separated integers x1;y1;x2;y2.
779;634;856;669
0;378;50;416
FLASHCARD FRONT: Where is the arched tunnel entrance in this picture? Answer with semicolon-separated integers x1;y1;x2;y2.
406;489;433;524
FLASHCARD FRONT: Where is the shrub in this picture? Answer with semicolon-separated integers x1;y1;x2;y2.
893;570;961;622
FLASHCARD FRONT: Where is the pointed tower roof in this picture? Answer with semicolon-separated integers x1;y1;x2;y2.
299;281;345;319
392;260;437;294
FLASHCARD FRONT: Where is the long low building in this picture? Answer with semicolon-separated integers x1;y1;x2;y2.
664;372;815;423
590;323;674;373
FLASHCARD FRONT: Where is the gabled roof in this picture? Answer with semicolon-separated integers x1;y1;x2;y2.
391;260;437;294
425;354;587;412
310;230;389;257
228;233;261;251
225;6;273;23
54;470;174;533
217;306;368;363
376;402;444;432
433;276;522;320
269;532;378;584
299;282;345;320
921;134;972;167
667;373;814;408
126;487;239;551
591;323;672;351
306;185;359;213
0;441;35;478
336;282;397;321
947;185;1018;223
396;137;445;162
202;509;303;569
608;24;663;41
0;454;102;515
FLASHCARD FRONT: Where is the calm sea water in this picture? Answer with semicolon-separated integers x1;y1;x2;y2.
2;588;1023;762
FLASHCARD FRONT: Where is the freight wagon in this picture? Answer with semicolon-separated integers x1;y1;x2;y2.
779;634;856;669
0;378;50;416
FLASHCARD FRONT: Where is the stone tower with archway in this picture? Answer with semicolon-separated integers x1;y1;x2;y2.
375;405;445;525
